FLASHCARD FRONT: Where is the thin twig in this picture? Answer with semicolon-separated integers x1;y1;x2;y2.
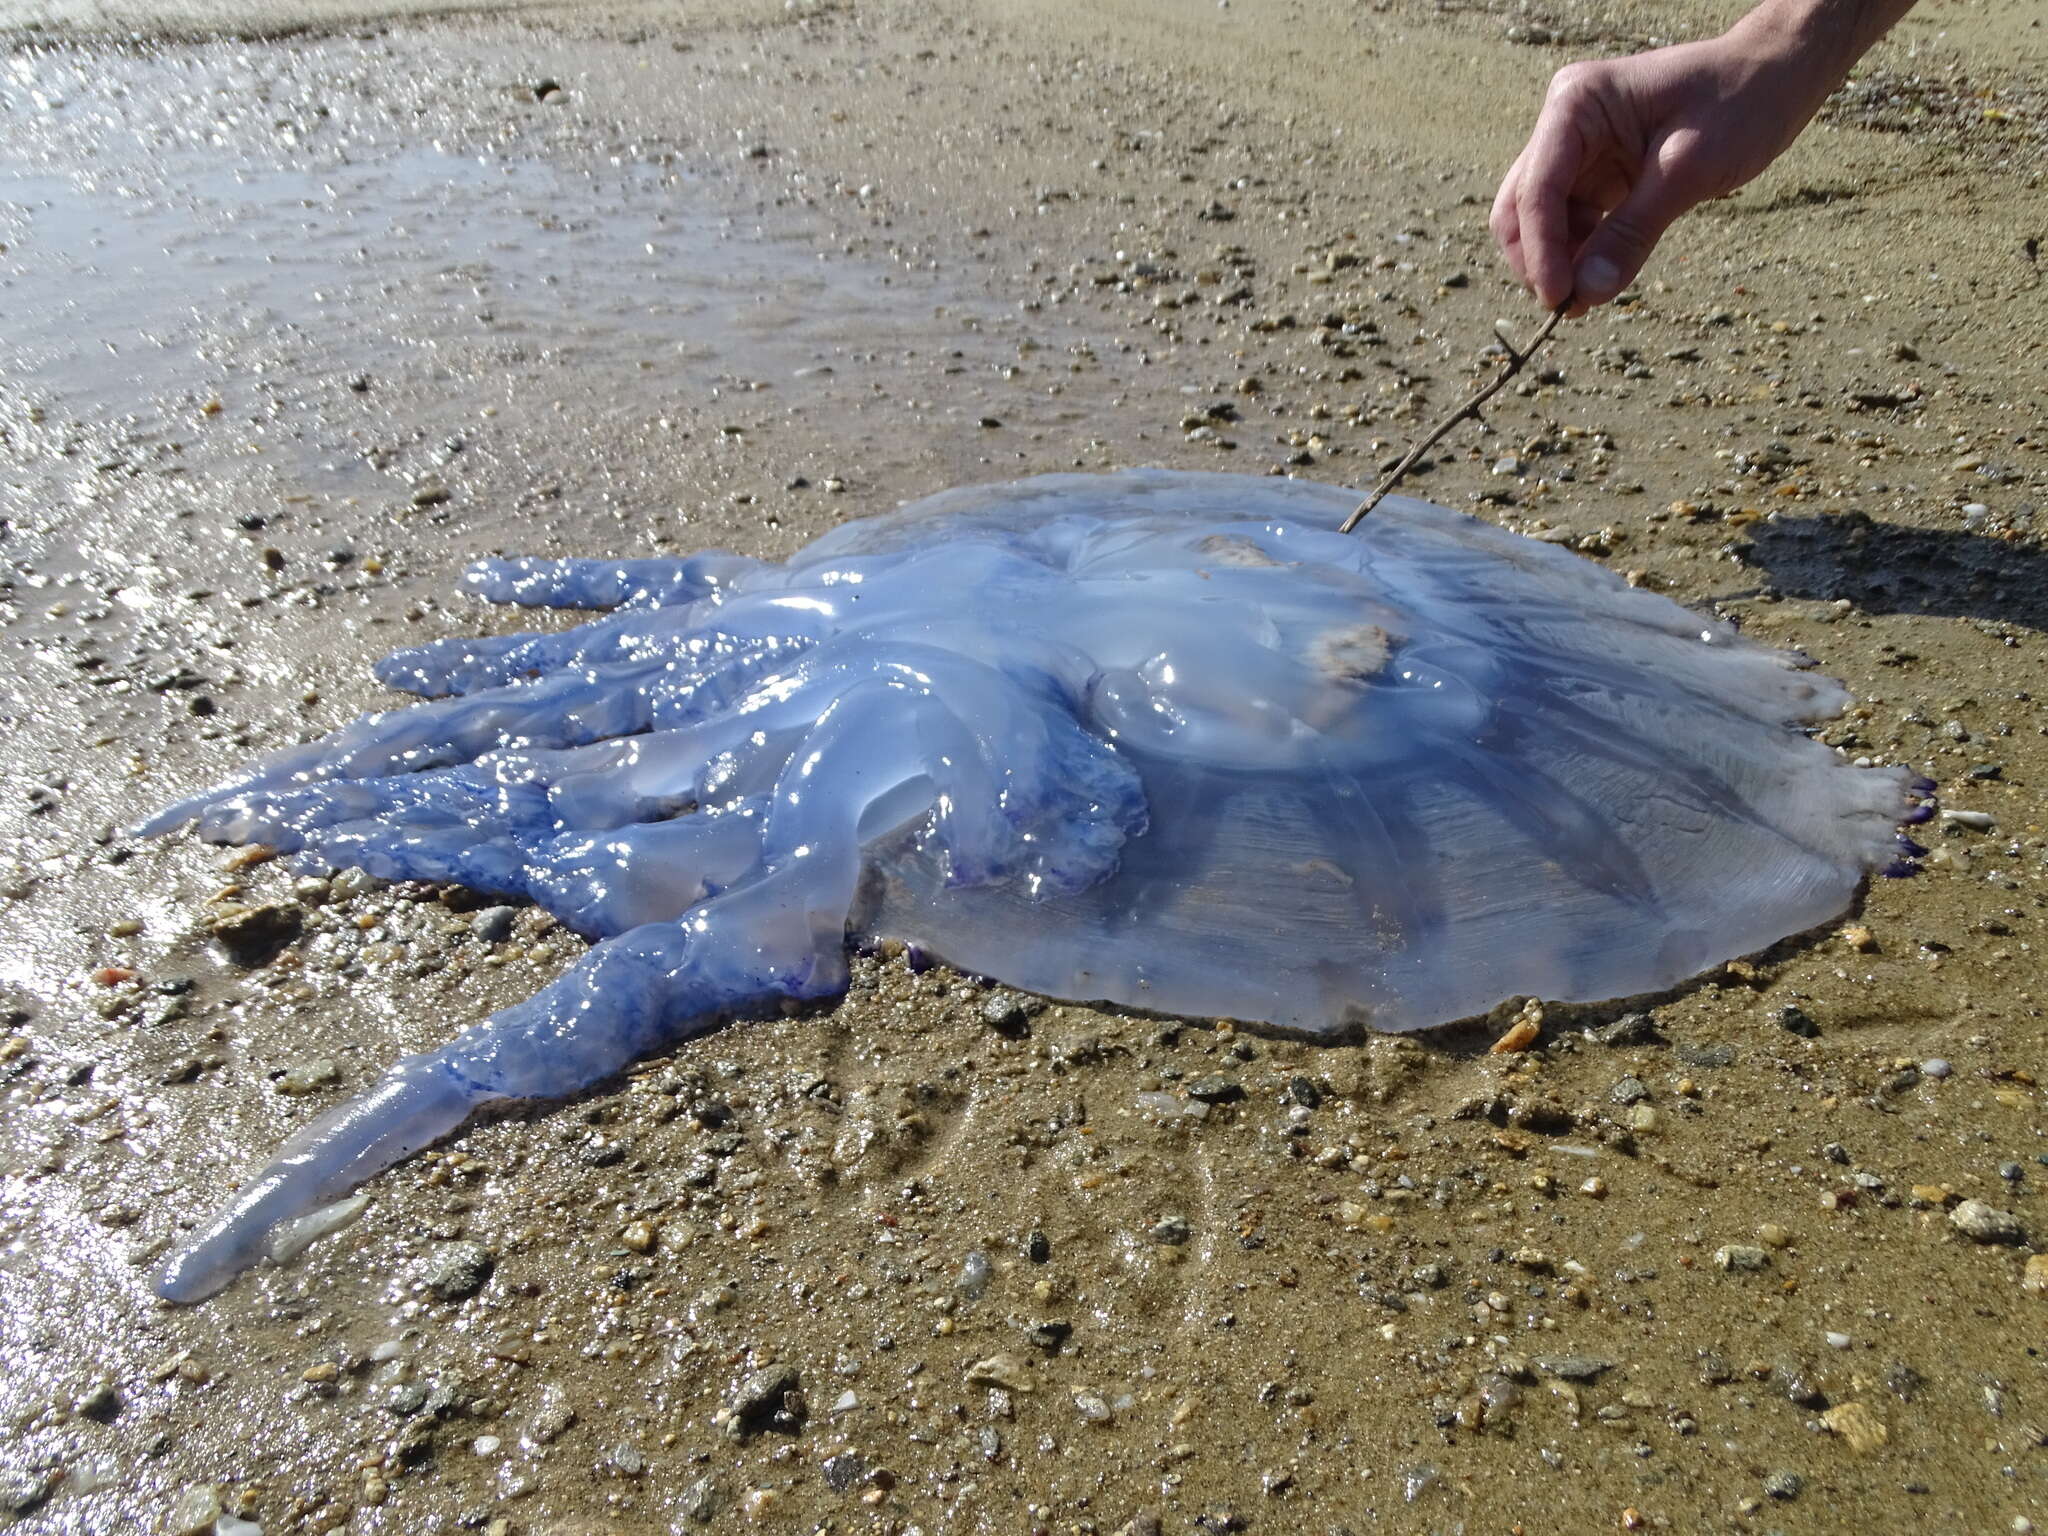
1338;302;1569;535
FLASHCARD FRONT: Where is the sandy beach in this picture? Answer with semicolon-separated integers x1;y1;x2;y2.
0;0;2044;1530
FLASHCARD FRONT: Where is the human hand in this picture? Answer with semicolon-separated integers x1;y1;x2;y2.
1491;2;1905;314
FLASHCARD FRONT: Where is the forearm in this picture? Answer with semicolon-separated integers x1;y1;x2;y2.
1726;0;1917;94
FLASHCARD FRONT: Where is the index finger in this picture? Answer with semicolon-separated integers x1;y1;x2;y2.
1491;147;1533;289
1514;84;1593;309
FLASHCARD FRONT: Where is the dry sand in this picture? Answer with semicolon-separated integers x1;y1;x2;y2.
0;1;2044;1532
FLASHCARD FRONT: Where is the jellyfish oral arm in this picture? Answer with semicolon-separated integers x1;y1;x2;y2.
150;672;1080;1302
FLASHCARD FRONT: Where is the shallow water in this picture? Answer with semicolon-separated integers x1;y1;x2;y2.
0;144;1007;463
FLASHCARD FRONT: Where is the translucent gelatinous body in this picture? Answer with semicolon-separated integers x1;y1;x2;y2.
141;470;1915;1299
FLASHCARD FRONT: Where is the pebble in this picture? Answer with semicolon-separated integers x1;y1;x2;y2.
1715;1244;1771;1272
1949;1199;2025;1244
1588;1013;1659;1046
1536;1355;1613;1382
676;1474;721;1524
607;1442;644;1475
1071;1386;1114;1423
1609;1077;1649;1105
1489;1017;1540;1053
276;1058;339;1095
822;1451;870;1491
1675;1043;1735;1070
1820;1400;1889;1454
418;1241;494;1300
1774;1004;1819;1038
0;1470;55;1516
1763;1469;1804;1501
1922;1058;1953;1080
1185;1074;1243;1104
965;1352;1035;1392
2023;1254;2048;1294
979;988;1037;1032
525;1386;576;1444
168;1485;223;1535
202;900;301;957
956;1248;993;1297
1149;1214;1192;1245
727;1363;798;1434
468;905;518;943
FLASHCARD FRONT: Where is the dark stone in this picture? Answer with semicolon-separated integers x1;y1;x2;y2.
203;900;302;963
468;905;518;943
726;1364;798;1437
1025;1229;1051;1264
1764;1470;1803;1501
980;989;1037;1035
1028;1320;1073;1354
419;1241;493;1301
675;1474;721;1524
1535;1355;1614;1382
821;1452;870;1492
1775;1004;1820;1037
1186;1075;1243;1104
1675;1043;1735;1069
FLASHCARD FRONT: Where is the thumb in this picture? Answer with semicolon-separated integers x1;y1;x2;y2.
1572;158;1690;308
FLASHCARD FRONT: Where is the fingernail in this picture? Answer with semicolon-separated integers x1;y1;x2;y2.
1576;255;1621;300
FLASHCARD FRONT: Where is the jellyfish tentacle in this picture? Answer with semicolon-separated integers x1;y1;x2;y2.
154;1054;485;1303
300;661;671;781
139;659;680;837
155;887;832;1305
374;611;800;698
522;799;770;936
181;764;544;851
154;675;996;1303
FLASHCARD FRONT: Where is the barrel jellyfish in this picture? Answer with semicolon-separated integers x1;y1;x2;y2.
139;469;1920;1299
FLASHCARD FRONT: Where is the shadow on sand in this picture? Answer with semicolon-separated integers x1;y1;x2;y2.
1734;511;2048;632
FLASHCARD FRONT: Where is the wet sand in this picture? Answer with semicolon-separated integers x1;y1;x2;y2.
0;1;2044;1532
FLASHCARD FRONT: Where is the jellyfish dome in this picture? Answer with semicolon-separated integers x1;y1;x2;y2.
140;470;1916;1298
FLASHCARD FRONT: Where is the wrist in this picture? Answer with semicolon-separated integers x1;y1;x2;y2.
1726;0;1914;84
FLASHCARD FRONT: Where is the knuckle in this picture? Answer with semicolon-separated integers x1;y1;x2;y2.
1545;59;1611;106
